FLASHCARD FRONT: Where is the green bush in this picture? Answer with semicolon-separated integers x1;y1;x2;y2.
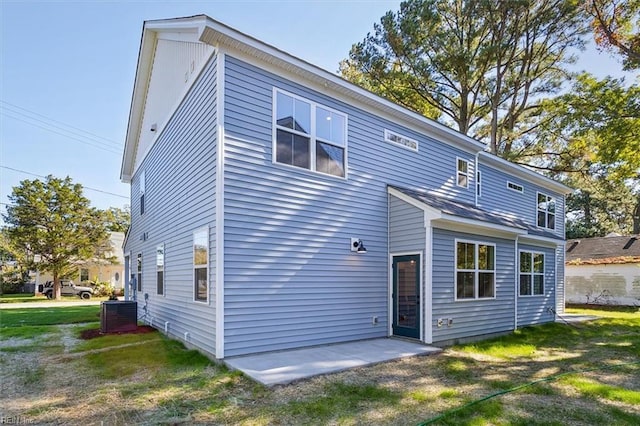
1;276;25;294
92;281;115;297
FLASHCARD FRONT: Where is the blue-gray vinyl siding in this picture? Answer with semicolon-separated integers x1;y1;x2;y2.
222;55;480;356
431;228;516;343
516;244;557;326
389;195;426;254
556;245;565;313
478;163;565;239
125;54;218;357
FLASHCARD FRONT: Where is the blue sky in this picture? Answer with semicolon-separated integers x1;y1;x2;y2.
0;0;634;221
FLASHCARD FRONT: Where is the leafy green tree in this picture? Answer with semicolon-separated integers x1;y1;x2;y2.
2;176;109;299
529;73;639;238
565;173;637;238
341;0;586;156
518;74;640;179
101;206;130;233
586;0;640;70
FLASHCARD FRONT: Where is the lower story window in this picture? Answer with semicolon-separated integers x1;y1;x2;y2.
137;253;142;292
456;241;495;300
519;251;545;295
193;228;208;302
156;244;164;295
80;268;89;282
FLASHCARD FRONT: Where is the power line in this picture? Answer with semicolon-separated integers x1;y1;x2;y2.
0;100;123;148
2;112;122;155
0;165;129;199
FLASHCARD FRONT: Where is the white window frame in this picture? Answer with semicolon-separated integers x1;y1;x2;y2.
272;88;348;179
193;227;209;303
454;239;497;301
518;250;545;297
136;253;142;292
139;171;146;215
156;244;164;296
79;268;89;283
456;157;470;188
384;129;418;152
476;170;482;197
536;192;556;230
507;181;524;193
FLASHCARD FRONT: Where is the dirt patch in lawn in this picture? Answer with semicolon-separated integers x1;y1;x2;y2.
79;325;156;340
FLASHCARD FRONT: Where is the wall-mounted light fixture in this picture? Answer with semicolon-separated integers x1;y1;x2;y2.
350;237;367;254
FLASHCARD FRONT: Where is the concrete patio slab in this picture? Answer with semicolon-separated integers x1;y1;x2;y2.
225;338;441;386
556;313;600;323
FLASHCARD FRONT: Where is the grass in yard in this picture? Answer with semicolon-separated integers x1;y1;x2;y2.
0;325;57;340
1;305;639;425
561;375;640;405
0;293;49;303
84;337;211;379
282;382;399;423
73;328;160;352
0;305;100;327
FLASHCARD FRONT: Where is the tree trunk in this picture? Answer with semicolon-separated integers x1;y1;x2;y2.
53;272;61;300
633;197;640;235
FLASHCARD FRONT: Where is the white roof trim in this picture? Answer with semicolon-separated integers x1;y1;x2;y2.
387;186;526;237
518;234;564;247
479;152;573;195
121;13;571;199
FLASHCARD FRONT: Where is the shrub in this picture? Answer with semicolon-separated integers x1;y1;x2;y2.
92;281;115;297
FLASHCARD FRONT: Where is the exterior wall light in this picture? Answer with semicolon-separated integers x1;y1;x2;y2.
350;238;367;253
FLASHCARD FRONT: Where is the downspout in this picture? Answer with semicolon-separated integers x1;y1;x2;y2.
215;49;226;359
514;235;519;330
474;152;479;207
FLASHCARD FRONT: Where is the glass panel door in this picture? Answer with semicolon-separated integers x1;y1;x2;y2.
392;254;420;339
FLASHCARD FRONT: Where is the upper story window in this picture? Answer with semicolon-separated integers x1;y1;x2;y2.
519;251;545;296
456;158;469;188
507;181;524;193
476;171;482;197
139;171;146;215
537;192;556;229
384;129;418;152
274;89;347;178
455;240;495;300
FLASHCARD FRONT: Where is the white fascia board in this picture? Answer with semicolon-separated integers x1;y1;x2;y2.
121;27;157;183
518;234;564;247
478;152;573;195
120;16;208;183
387;187;442;218
435;215;527;238
198;17;486;155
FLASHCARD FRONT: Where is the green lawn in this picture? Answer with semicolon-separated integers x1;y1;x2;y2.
0;293;49;303
0;293;113;304
1;305;638;425
0;305;100;328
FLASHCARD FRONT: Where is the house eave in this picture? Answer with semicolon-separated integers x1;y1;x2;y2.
479;152;573;196
197;17;487;155
121;14;569;189
120;15;209;183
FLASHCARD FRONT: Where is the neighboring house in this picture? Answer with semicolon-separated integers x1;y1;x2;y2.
36;232;125;289
120;15;570;360
566;235;640;306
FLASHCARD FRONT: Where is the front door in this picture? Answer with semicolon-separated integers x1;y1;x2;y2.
392;254;421;339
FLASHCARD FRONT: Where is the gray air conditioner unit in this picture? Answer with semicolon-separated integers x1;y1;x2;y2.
101;301;138;333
